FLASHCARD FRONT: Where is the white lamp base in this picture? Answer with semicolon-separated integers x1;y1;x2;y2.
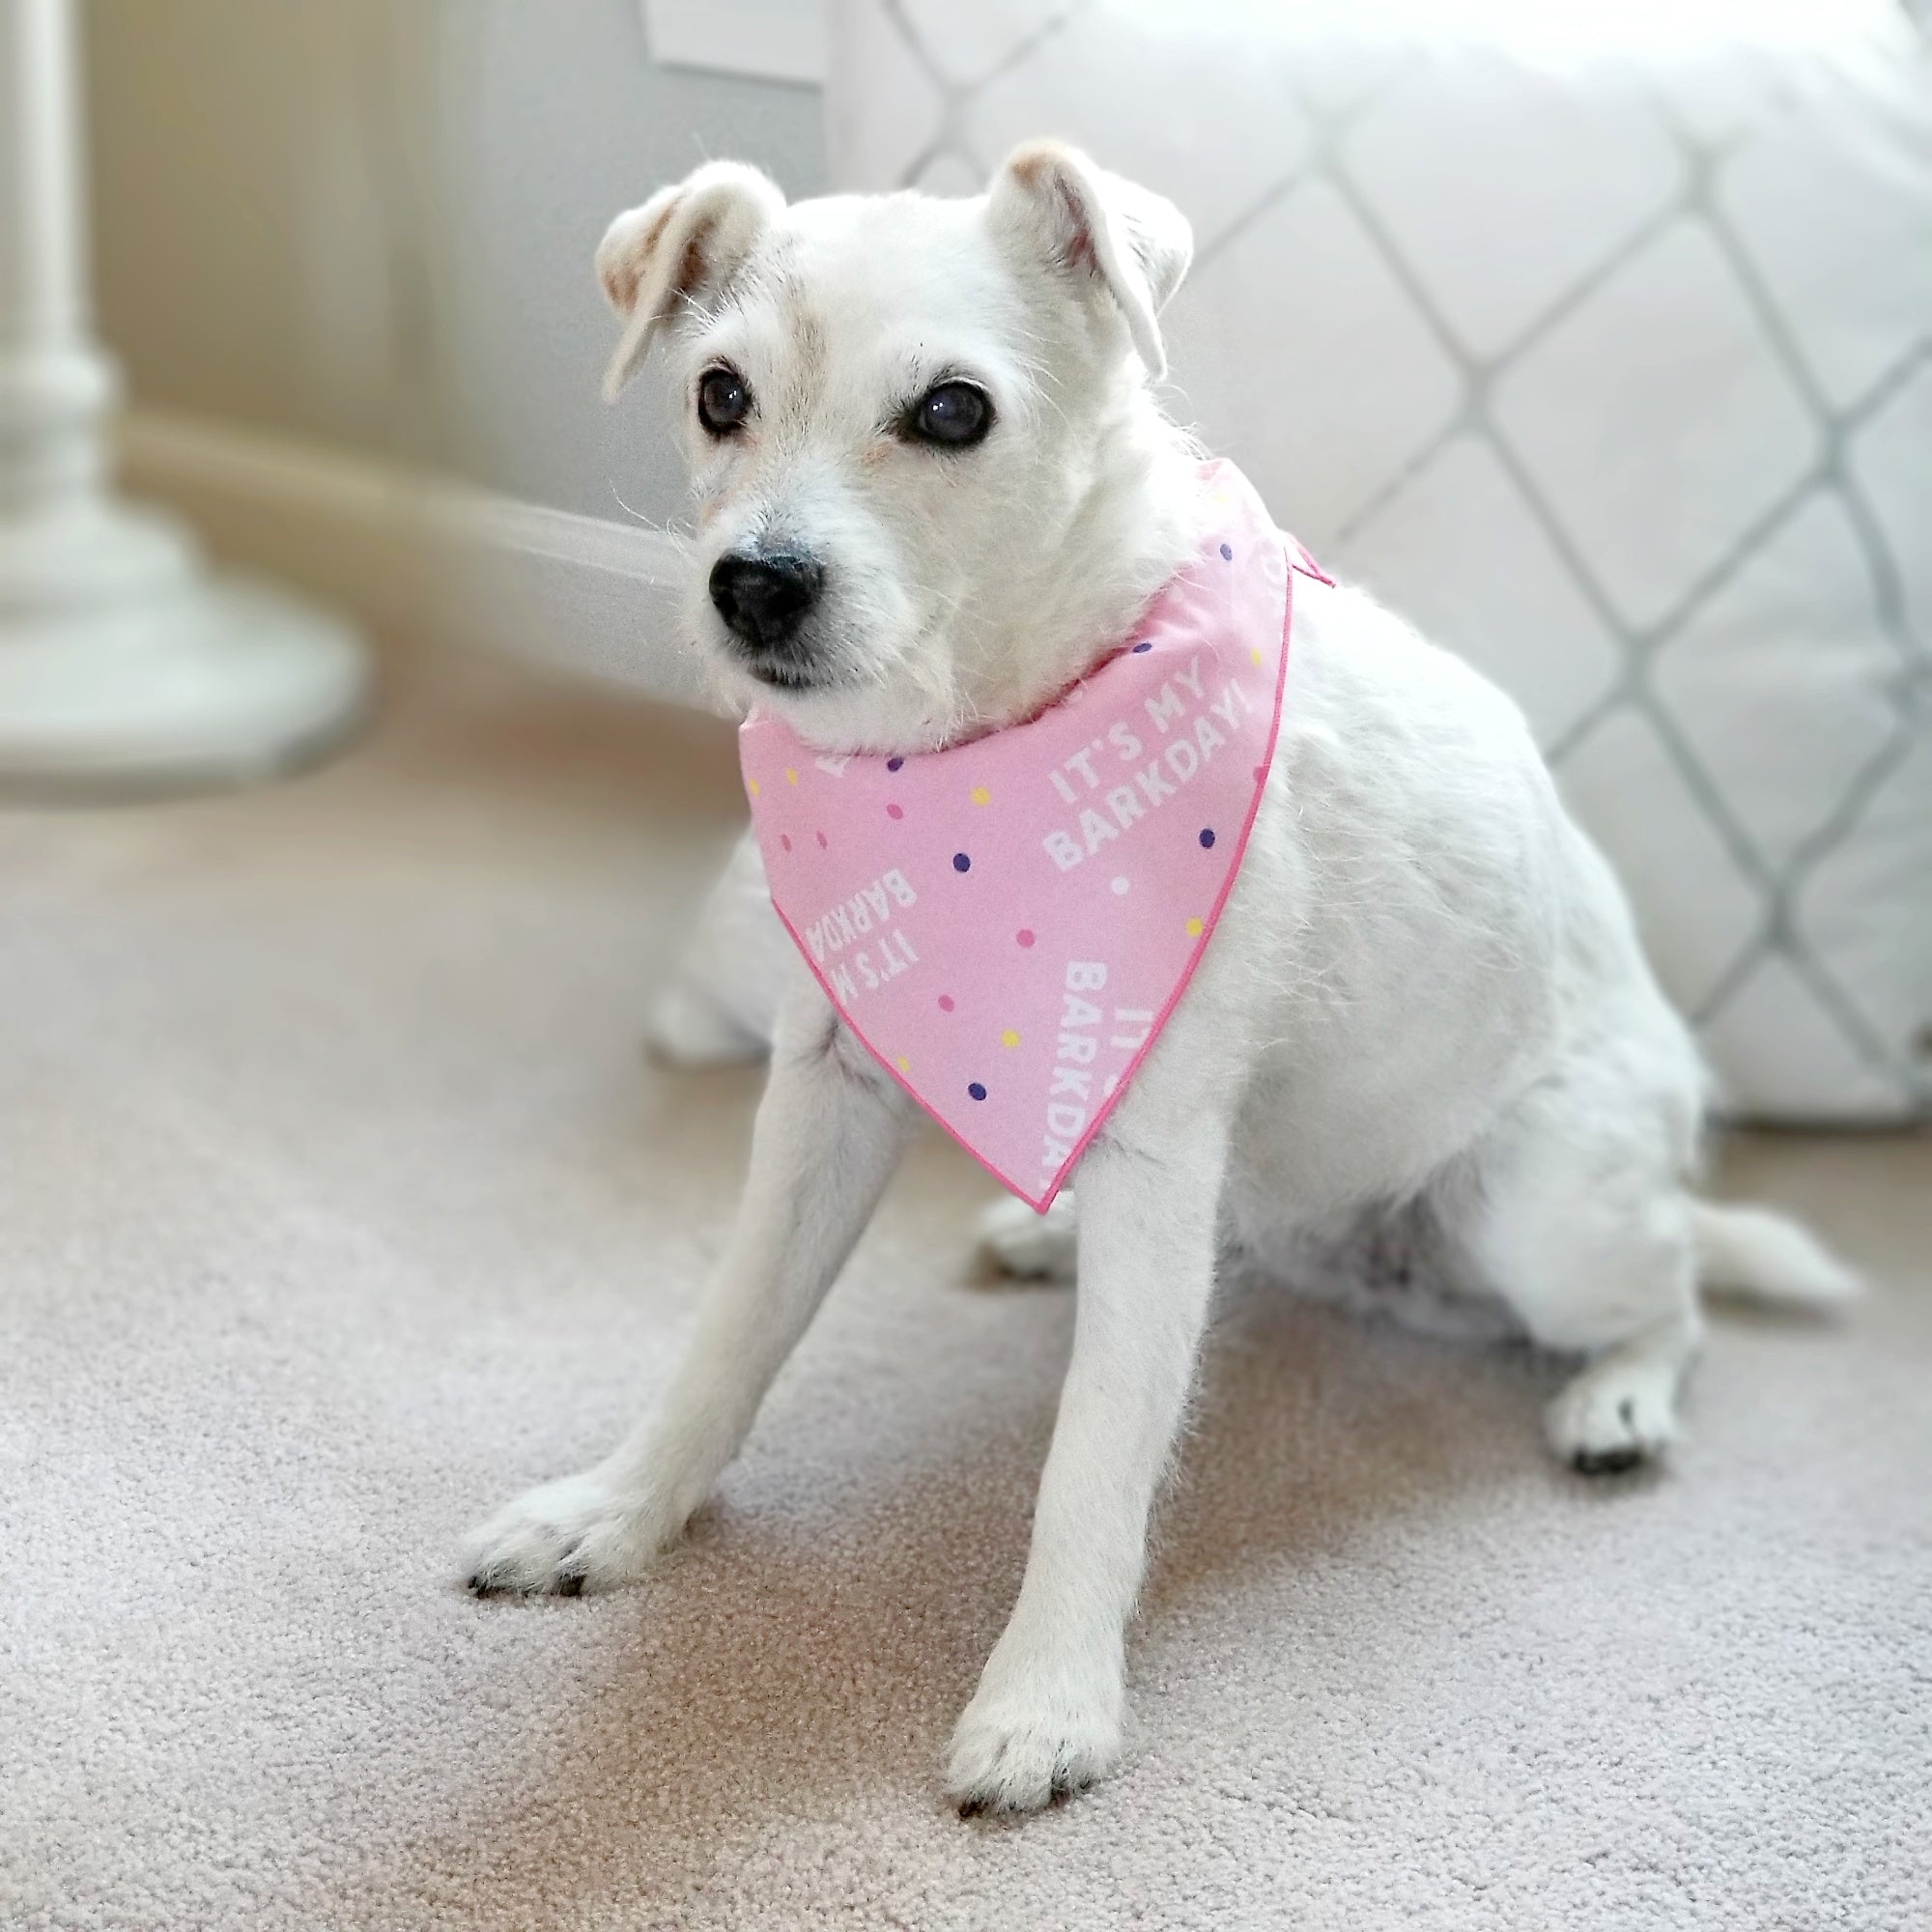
0;500;369;797
0;0;372;801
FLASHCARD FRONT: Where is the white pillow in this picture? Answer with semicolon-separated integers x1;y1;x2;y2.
826;0;1932;1122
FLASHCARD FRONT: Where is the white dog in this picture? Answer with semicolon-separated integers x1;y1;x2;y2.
466;144;1856;1814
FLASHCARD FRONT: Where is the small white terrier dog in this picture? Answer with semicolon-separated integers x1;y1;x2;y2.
466;143;1856;1813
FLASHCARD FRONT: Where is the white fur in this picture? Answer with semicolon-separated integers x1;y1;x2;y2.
644;829;789;1067
1690;1200;1861;1308
468;144;1856;1816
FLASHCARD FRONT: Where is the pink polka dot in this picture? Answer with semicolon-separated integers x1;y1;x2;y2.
886;803;903;820
780;834;791;852
1016;928;1035;948
816;831;828;848
938;994;955;1012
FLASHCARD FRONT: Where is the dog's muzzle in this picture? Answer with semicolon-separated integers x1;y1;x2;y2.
709;551;826;677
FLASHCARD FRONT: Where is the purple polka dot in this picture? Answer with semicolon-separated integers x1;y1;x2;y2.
1199;828;1216;848
816;831;828;848
938;994;955;1012
1219;543;1233;561
781;834;792;852
886;803;903;820
887;756;904;772
1016;928;1036;948
968;1082;987;1101
1131;639;1153;654
952;852;971;872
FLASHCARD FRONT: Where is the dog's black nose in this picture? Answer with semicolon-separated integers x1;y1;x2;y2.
709;552;824;654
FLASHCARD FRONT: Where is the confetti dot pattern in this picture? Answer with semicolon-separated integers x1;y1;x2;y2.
736;458;1293;1210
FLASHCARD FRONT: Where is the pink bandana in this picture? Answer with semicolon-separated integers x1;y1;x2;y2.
740;460;1324;1210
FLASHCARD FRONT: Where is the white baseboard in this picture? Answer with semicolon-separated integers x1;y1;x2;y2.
117;408;717;710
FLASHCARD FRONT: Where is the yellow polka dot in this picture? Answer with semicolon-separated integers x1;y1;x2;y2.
1000;1029;1020;1049
970;785;991;807
748;778;761;796
1250;646;1264;667
785;767;798;785
1186;917;1205;938
895;1054;911;1074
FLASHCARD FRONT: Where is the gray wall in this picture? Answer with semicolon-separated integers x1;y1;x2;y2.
83;0;826;521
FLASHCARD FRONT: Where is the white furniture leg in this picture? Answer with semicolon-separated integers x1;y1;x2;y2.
0;0;367;795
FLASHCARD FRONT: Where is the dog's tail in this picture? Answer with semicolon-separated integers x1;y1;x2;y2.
1690;1200;1861;1311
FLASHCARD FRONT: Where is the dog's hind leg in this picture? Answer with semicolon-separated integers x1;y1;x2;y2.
1449;1103;1702;1475
1541;1305;1700;1474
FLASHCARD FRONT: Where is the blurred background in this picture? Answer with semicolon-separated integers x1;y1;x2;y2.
92;0;823;528
6;6;1932;1926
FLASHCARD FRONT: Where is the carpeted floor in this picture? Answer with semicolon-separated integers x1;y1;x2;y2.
3;647;1928;1931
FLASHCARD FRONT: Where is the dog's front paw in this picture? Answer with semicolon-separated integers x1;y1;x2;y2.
463;1468;684;1596
946;1658;1123;1814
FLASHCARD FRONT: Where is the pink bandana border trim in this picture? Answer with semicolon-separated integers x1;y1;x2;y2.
743;463;1324;1212
762;560;1296;1213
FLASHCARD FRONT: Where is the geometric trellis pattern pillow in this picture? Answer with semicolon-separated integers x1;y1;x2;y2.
826;0;1932;1121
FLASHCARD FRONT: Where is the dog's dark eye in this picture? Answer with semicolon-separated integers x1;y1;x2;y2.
697;367;752;437
903;381;992;449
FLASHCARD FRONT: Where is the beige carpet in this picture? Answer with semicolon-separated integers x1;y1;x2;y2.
3;647;1928;1931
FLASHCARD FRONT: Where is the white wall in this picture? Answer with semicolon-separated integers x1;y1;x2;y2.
82;0;826;523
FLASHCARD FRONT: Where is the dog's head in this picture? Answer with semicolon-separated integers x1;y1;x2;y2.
598;143;1195;751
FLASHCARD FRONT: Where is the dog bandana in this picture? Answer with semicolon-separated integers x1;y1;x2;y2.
740;459;1326;1210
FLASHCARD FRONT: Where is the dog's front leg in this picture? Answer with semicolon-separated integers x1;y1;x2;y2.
465;969;915;1595
947;1108;1228;1813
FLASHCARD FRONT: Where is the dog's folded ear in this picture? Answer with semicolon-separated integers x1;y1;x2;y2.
596;162;786;401
987;141;1192;382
